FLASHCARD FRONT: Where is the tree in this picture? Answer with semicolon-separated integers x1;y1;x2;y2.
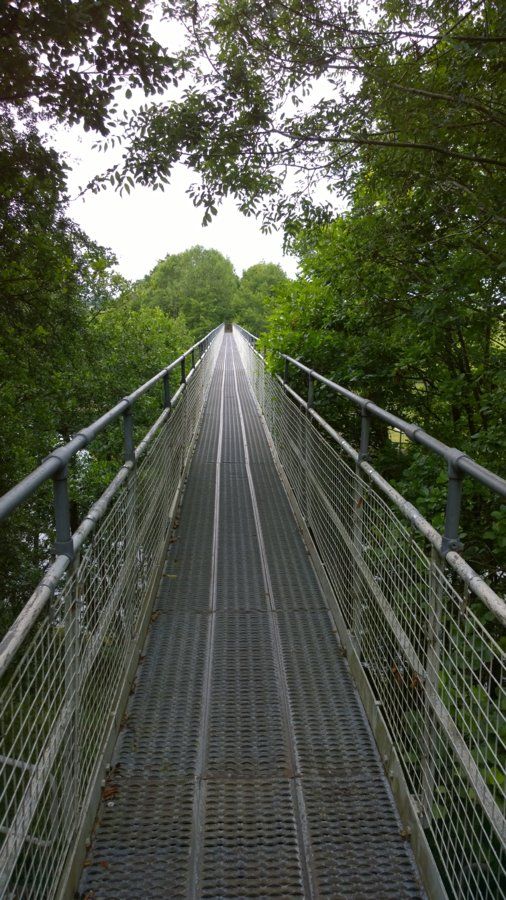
69;301;192;517
0;113;120;630
0;112;195;631
0;0;177;133
262;159;505;591
236;262;289;334
110;0;505;229
133;245;239;334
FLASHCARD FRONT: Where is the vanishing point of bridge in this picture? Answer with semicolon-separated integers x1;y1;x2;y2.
0;326;504;899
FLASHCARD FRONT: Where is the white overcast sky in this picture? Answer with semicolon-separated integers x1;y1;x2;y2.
45;10;301;283
52;126;300;281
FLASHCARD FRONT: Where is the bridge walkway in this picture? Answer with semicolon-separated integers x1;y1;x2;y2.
79;333;424;898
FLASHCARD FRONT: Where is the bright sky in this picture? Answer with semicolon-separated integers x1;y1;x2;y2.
52;123;299;281
44;6;348;284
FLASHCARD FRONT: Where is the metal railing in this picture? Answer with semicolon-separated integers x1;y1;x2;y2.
0;326;223;899
234;324;505;900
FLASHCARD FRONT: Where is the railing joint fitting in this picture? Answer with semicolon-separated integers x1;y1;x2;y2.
43;450;66;472
441;535;464;556
54;538;75;560
447;449;467;478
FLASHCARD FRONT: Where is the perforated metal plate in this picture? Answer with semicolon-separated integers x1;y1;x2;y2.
79;336;424;899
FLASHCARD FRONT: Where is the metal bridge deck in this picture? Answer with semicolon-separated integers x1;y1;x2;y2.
79;334;423;898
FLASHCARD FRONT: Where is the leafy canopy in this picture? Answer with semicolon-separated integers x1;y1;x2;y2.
236;262;289;334
106;0;505;229
133;245;239;334
262;154;505;590
0;0;180;133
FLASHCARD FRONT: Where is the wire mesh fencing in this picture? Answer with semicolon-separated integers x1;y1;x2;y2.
235;327;505;900
0;330;222;899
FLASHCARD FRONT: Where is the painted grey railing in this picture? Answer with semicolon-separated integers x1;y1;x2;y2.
234;324;505;900
0;326;223;899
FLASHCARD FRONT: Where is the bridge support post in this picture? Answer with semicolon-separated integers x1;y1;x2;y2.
441;459;464;556
303;374;315;520
123;407;135;464
163;372;171;410
162;372;172;527
53;463;81;842
53;465;74;560
63;551;82;841
122;404;139;639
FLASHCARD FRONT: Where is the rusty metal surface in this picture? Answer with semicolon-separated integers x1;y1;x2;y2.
79;335;424;898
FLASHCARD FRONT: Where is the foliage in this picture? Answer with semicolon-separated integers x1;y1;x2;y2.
68;302;192;519
1;0;503;627
0;113;195;631
109;0;505;230
0;116;111;629
0;0;178;133
0;0;193;633
131;246;290;337
133;245;239;335
261;161;505;588
236;262;289;334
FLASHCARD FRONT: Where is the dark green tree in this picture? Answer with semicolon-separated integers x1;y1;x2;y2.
0;0;178;133
133;245;239;334
263;161;505;589
236;262;289;334
111;0;505;228
0;114;118;629
0;0;191;631
0;114;194;631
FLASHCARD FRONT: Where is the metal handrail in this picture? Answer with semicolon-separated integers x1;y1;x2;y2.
234;324;506;556
0;325;222;676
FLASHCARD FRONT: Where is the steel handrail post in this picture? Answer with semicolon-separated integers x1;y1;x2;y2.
65;548;82;840
278;354;506;500
53;458;81;842
182;357;188;475
122;402;139;643
304;373;315;520
122;406;135;465
53;465;74;561
163;371;171;410
162;371;172;526
441;459;464;556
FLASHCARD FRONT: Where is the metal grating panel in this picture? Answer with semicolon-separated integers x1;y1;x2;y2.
81;776;194;898
79;335;424;899
207;613;287;777
201;781;304;898
303;775;423;897
115;612;208;778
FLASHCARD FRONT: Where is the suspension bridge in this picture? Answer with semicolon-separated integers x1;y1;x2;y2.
0;326;504;899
